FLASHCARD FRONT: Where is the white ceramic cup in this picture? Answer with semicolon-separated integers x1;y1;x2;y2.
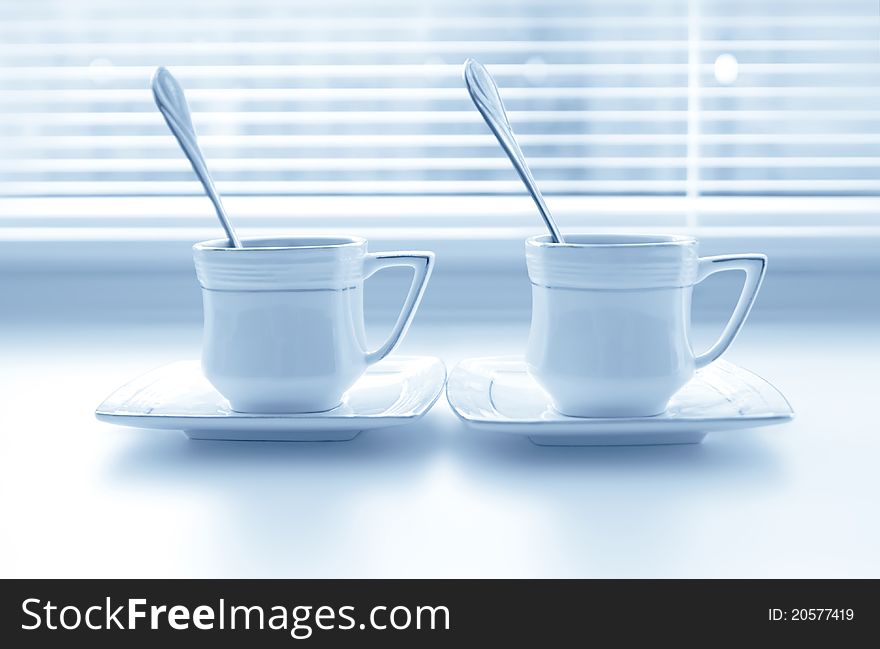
525;233;766;417
193;236;434;413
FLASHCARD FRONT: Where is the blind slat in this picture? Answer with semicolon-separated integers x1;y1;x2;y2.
2;0;878;209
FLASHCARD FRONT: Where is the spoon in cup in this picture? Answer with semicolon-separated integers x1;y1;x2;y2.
463;58;565;244
151;66;242;248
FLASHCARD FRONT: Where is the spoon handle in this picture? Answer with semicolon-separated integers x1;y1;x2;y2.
151;67;242;248
463;59;564;244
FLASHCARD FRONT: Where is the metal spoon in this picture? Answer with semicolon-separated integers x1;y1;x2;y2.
463;58;565;243
151;67;242;248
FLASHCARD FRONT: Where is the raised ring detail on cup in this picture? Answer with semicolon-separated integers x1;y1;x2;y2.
526;233;700;290
193;236;367;291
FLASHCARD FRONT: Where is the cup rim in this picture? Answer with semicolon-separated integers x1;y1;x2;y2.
527;233;696;249
194;235;367;252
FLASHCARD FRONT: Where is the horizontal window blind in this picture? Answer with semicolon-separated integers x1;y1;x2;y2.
0;0;878;240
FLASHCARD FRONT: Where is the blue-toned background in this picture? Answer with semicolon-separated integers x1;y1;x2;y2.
0;0;878;578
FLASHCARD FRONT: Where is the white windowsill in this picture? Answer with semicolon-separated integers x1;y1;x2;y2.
1;194;877;325
1;194;879;272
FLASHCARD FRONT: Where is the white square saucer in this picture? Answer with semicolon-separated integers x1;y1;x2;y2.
446;357;793;446
96;356;446;442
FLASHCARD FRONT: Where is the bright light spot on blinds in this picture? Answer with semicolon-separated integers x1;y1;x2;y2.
523;56;549;83
713;53;739;84
87;58;115;85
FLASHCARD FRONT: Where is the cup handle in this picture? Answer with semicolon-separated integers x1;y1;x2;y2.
693;254;767;369
363;251;435;365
